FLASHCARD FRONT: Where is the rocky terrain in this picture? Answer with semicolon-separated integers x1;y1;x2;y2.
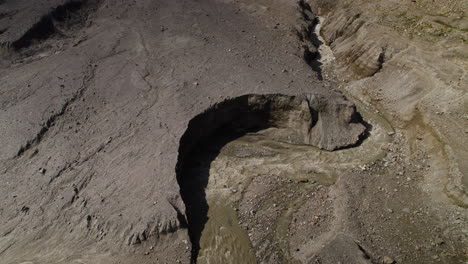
310;0;468;208
0;0;466;263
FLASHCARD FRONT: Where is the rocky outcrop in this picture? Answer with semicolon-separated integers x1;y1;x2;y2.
307;94;367;150
177;94;366;167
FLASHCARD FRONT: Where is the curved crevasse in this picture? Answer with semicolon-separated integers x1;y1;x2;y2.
175;93;368;262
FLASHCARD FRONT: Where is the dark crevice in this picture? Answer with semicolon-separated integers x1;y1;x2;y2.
297;0;323;80
305;17;322;47
176;95;282;263
178;133;245;263
303;45;323;80
298;0;312;14
177;94;318;263
175;94;369;263
374;47;386;75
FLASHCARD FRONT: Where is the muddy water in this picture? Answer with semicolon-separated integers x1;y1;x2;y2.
197;195;256;264
195;104;393;263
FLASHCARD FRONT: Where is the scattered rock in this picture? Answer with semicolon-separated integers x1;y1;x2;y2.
383;256;395;264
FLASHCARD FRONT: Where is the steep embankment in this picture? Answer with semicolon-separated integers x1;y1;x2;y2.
309;0;468;207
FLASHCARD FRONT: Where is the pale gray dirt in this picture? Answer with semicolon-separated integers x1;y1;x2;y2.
0;0;329;263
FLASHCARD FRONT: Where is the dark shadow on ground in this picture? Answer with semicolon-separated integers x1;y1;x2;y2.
336;111;373;150
298;0;324;80
175;95;272;263
174;94;370;263
177;128;261;263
